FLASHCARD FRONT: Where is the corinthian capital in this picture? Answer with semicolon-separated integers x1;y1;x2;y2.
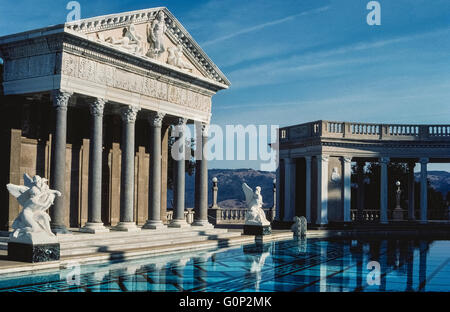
149;111;166;128
52;90;73;111
89;98;106;117
120;105;140;123
201;123;209;137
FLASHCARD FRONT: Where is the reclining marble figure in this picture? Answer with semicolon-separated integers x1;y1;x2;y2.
6;174;61;243
242;183;270;226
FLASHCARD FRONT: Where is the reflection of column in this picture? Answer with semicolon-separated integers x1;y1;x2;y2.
342;157;352;222
406;241;414;291
380;157;390;224
144;112;166;229
356;160;365;221
50;90;73;234
407;161;416;221
305;156;312;223
283;158;296;222
420;158;429;223
193;123;212;227
169;118;190;228
419;241;428;291
319;242;327;292
82;98;109;233
316;155;329;225
379;240;387;291
115;105;141;232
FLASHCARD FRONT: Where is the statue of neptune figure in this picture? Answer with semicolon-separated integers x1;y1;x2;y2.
7;174;61;240
242;183;270;226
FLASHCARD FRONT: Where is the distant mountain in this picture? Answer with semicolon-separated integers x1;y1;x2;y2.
168;169;449;209
168;169;276;209
415;171;450;196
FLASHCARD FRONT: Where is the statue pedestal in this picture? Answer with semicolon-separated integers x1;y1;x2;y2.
243;224;272;236
392;208;406;221
8;233;60;263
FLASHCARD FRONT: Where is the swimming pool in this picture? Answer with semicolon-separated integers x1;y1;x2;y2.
0;238;449;292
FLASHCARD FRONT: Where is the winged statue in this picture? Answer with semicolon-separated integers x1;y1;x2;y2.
242;183;270;226
6;174;61;240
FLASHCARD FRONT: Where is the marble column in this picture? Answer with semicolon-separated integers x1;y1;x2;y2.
283;158;296;222
114;105;141;232
50;90;73;234
143;112;166;230
316;155;329;225
342;156;352;222
305;156;312;223
169;118;190;228
420;158;429;223
275;164;281;221
193;123;213;227
356;160;365;221
407;161;416;221
82;98;109;233
379;157;390;224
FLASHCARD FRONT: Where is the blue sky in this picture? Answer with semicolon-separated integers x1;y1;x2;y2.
1;0;449;171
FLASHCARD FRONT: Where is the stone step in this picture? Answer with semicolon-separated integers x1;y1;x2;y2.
57;227;228;242
60;231;242;257
0;242;6;250
59;229;228;249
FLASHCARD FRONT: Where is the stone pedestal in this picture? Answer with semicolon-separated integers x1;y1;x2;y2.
80;222;110;234
243;224;272;236
8;234;60;263
113;222;141;232
392;208;406;221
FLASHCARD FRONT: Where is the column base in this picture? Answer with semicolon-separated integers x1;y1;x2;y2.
80;222;110;234
51;225;72;235
142;220;167;230
112;222;141;232
191;220;214;228
168;219;191;228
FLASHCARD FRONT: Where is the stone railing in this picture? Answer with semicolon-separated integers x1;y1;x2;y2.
166;208;195;224
208;207;276;225
280;120;450;142
350;209;380;222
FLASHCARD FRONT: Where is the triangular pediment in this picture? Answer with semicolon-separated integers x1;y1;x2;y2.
64;7;230;87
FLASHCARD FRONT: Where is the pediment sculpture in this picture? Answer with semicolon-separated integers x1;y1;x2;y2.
242;183;270;226
146;10;167;59
99;24;145;55
167;44;194;72
6;174;61;243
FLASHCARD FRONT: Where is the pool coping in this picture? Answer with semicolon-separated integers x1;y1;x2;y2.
0;231;294;277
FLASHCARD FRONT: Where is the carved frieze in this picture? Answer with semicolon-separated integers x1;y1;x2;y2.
61;53;212;113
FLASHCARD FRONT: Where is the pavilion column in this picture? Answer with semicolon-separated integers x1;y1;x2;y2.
283;158;296;222
356;160;365;221
380;157;390;224
114;105;141;232
316;154;329;225
342;156;352;222
50;90;73;234
144;112;166;229
304;156;312;223
275;163;281;221
193;123;213;227
169;118;190;228
407;161;416;221
420;158;429;223
82;98;109;233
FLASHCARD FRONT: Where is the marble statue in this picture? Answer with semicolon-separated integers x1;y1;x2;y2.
167;44;194;72
147;11;167;58
104;24;144;55
331;167;341;183
291;216;307;237
7;174;61;242
242;183;270;226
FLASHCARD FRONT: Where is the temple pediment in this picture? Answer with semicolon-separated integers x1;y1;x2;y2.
64;7;230;87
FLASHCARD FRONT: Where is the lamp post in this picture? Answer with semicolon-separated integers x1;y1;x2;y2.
393;181;405;221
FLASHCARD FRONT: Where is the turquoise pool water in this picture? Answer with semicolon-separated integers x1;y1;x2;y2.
0;238;449;292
